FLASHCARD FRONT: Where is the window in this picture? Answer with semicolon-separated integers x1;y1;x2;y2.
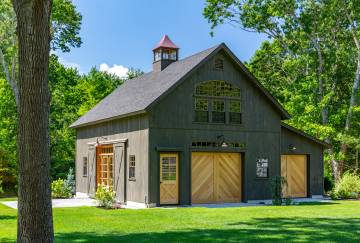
154;50;161;62
161;156;177;181
229;100;242;124
194;80;241;124
256;158;269;178
212;99;225;123
83;157;88;177
194;97;208;122
129;155;136;180
214;58;224;70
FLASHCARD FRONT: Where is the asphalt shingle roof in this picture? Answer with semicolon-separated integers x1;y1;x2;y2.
70;45;220;128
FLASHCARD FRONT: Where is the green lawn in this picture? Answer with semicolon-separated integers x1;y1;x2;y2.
0;200;360;242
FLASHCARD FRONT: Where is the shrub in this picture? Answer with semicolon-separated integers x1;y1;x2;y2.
324;175;334;193
332;172;360;199
64;168;75;195
269;176;287;205
0;177;3;195
284;197;292;206
95;184;116;209
51;179;72;199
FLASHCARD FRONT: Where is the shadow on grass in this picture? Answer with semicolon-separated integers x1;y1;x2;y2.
297;201;339;206
0;215;16;220
55;217;360;243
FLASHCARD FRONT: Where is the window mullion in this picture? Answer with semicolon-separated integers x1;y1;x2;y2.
225;98;229;124
208;98;212;123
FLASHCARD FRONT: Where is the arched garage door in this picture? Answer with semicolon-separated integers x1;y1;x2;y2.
191;152;242;204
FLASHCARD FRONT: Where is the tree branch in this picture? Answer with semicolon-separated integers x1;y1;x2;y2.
0;47;19;106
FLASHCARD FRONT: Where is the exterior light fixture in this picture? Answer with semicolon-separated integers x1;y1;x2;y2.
288;144;296;151
96;136;108;145
217;135;228;148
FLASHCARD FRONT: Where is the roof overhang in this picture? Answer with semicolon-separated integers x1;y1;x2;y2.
69;110;147;129
281;122;331;148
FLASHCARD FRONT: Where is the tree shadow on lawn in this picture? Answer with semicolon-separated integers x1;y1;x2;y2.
296;201;339;206
55;217;360;243
0;215;16;220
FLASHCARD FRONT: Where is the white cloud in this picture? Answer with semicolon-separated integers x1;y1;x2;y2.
99;63;129;78
58;56;81;71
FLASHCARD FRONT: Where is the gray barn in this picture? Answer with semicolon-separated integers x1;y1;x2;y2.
70;35;328;207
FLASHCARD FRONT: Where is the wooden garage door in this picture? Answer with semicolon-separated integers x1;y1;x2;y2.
192;152;241;203
281;155;307;198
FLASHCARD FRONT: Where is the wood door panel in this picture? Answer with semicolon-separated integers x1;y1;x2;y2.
215;153;241;203
192;153;214;203
191;152;241;204
281;155;307;198
160;153;179;205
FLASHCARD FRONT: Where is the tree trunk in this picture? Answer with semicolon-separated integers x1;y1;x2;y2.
12;0;54;242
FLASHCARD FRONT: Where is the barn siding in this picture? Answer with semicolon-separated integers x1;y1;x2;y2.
75;114;149;203
148;51;282;204
280;127;324;196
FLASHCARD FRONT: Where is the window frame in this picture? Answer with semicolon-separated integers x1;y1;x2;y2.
256;158;269;179
193;80;242;125
83;156;88;177
129;155;136;181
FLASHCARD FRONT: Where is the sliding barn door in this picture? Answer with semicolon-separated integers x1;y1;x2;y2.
191;152;241;204
281;155;307;198
88;146;96;197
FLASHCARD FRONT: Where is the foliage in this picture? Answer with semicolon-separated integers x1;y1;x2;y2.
95;185;116;209
0;54;143;193
332;172;360;199
284;197;292;206
51;179;73;199
203;0;360;182
269;176;286;205
51;0;82;52
324;174;335;193
0;177;3;195
64;168;75;195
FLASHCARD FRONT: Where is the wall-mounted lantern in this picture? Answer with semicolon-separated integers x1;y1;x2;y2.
217;135;228;148
96;136;108;146
288;144;296;151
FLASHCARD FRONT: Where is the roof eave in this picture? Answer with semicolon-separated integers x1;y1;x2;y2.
69;110;147;129
281;122;331;148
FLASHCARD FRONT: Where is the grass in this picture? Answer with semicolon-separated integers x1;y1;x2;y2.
0;200;360;242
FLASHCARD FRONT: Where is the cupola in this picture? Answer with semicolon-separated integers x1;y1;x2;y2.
153;35;179;72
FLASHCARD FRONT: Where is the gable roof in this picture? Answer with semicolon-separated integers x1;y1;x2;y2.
70;43;290;128
281;122;331;148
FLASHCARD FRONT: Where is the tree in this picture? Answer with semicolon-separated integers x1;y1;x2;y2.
204;0;360;182
0;0;82;106
12;0;54;242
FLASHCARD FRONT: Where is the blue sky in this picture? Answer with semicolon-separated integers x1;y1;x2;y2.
57;0;267;76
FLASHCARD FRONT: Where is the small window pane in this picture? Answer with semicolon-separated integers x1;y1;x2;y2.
256;158;269;178
129;155;136;179
83;157;88;177
212;100;225;123
229;100;241;112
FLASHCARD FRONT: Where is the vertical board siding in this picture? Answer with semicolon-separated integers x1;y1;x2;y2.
281;127;324;196
75;114;149;203
148;51;282;204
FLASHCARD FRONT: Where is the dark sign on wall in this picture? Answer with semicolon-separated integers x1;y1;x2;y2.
256;158;269;178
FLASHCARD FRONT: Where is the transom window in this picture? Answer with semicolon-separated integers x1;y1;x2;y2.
194;80;242;124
